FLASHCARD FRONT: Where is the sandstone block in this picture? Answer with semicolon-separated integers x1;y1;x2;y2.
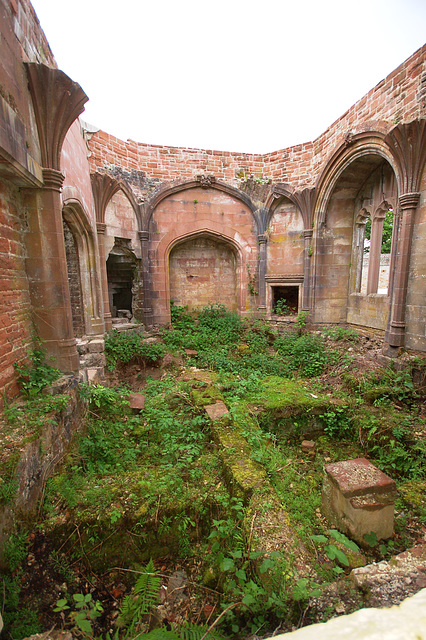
322;458;397;545
87;339;105;353
129;393;145;412
205;401;229;421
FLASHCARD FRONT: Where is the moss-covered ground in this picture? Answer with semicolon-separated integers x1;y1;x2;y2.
1;305;425;640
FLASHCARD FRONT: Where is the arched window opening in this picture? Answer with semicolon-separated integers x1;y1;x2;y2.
107;239;138;320
364;206;394;295
63;218;85;337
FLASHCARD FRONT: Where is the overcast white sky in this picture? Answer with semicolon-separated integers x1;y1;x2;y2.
30;0;426;154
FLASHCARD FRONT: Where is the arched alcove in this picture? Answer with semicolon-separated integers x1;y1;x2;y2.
62;200;103;337
169;234;238;311
63;217;85;336
147;184;257;323
314;151;398;329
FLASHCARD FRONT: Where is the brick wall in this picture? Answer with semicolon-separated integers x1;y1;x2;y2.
88;45;425;191
0;178;33;404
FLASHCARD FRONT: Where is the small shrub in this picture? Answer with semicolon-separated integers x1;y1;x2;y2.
105;330;165;370
14;345;60;396
275;332;336;377
274;299;291;316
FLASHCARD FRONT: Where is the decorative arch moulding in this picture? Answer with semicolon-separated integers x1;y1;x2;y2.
25;63;88;171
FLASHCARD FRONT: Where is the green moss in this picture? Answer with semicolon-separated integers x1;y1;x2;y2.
210;417;266;497
399;480;426;516
191;385;224;406
248;376;332;413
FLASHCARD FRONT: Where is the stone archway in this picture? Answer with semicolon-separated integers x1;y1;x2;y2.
63;217;85;337
106;239;138;319
169;234;238;311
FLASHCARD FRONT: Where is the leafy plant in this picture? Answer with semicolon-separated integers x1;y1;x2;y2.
14;344;60;396
274;298;291;316
54;593;103;637
117;559;161;636
310;530;360;574
320;406;352;438
275;332;337;377
105;330;165;370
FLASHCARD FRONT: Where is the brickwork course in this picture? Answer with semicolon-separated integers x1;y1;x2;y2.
0;0;425;403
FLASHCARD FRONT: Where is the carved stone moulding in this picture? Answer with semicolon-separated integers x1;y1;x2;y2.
196;174;216;188
25;63;88;171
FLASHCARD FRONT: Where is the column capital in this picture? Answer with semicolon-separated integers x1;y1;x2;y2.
139;231;149;241
399;192;420;210
96;222;107;235
303;229;313;239
42;168;64;190
257;234;267;245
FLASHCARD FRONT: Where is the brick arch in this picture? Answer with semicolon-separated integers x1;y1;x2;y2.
62;197;103;336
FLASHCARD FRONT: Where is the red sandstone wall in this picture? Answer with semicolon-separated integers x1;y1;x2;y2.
0;0;60;404
61;121;97;223
267;202;304;276
0;0;56;166
88;45;425;190
148;187;258;323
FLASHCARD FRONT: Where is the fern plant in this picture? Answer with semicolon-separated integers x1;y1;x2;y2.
118;559;161;636
141;622;225;639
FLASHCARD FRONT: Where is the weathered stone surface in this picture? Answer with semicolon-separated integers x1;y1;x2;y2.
87;338;105;353
205;401;229;421
272;587;426;639
184;349;198;356
301;440;315;452
129;393;145;412
351;544;426;607
86;368;102;384
322;458;397;545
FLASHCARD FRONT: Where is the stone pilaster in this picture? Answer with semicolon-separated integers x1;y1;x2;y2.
302;229;313;311
96;222;112;331
257;234;267;310
385;192;420;350
139;231;153;326
24;169;79;371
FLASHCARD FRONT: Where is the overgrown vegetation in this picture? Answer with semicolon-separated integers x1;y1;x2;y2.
1;305;425;639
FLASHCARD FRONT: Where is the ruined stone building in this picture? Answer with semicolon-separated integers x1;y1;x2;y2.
0;0;425;403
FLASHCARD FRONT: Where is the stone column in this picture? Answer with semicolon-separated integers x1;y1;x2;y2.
257;234;267;312
24;63;88;372
96;222;112;331
24;169;79;371
139;231;153;326
302;229;313;310
385;192;420;350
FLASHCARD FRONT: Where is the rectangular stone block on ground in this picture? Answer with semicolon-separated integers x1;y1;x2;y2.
322;457;397;545
129;393;145;412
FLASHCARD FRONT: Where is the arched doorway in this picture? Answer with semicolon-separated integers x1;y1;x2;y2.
107;239;138;319
169;234;238;311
